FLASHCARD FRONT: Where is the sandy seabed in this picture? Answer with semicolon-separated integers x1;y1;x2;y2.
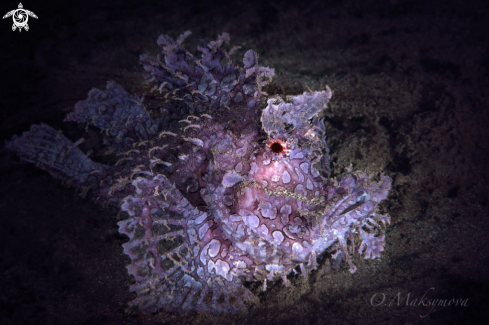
1;0;488;324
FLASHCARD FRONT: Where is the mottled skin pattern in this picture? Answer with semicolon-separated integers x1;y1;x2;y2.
6;31;391;315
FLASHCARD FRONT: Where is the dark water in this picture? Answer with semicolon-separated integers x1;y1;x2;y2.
1;0;488;324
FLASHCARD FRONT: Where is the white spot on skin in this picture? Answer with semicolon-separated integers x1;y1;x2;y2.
208;259;233;281
237;224;245;237
193;245;200;258
235;162;243;173
215;260;232;281
194;212;208;225
290;151;304;159
200;240;215;264
271;174;280;182
294;184;307;196
260;202;277;219
294;168;304;182
200;250;208;267
236;147;247;157
266;264;285;272
222;171;243;187
282;170;291;184
259;224;269;235
198;222;210;240
272;231;284;245
292;242;304;254
187;227;199;245
197;265;204;278
280;204;292;224
280;205;292;216
311;166;320;178
306;178;314;190
281;214;289;225
249;162;257;174
208;239;221;257
239;209;260;228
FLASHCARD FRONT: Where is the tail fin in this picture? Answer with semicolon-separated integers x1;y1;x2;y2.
6;123;108;188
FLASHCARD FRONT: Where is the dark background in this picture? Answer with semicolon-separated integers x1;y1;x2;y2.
1;0;488;324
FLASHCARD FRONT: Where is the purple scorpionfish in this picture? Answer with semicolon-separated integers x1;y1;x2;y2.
6;31;391;315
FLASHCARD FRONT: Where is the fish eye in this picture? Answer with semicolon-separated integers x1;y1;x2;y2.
266;139;290;157
270;141;284;153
